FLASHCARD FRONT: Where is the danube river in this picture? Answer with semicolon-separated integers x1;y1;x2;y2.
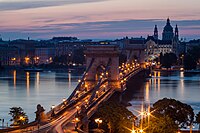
0;70;81;126
0;70;200;127
127;71;200;126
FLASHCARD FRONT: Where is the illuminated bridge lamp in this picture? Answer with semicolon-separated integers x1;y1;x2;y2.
96;91;99;98
51;105;55;110
19;116;24;121
63;98;67;105
131;130;136;133
139;129;144;133
75;117;80;130
84;85;88;92
103;85;106;92
62;98;66;102
140;111;145;116
85;84;88;88
85;99;88;103
95;118;102;129
147;112;151;116
76;106;80;114
76;90;80;98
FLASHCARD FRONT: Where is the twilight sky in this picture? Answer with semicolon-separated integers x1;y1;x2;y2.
0;0;199;40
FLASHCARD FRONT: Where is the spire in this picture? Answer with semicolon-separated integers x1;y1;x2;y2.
175;24;179;40
154;25;158;32
167;17;170;25
175;24;178;32
154;25;158;40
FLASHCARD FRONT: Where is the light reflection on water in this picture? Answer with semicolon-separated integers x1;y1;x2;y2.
0;70;81;126
128;71;200;127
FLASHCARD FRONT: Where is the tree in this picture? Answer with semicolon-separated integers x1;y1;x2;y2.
9;107;29;126
90;101;136;133
184;54;197;70
73;48;85;65
151;98;194;128
142;116;178;133
184;46;200;70
119;53;127;65
196;112;200;132
162;53;177;69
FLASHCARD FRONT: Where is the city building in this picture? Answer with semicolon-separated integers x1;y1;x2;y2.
35;46;55;64
146;18;180;60
186;39;200;52
0;45;20;66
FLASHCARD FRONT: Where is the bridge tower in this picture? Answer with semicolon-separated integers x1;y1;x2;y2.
85;45;121;91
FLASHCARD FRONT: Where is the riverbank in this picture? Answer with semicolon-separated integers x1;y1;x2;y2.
0;65;86;73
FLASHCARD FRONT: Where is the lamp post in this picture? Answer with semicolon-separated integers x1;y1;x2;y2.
76;106;80;114
131;129;136;133
75;117;80;131
95;118;102;129
51;105;55;118
63;98;67;106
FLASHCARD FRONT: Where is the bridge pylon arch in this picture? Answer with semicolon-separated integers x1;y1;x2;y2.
85;45;121;91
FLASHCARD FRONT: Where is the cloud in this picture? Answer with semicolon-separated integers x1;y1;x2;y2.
0;0;108;11
0;19;200;40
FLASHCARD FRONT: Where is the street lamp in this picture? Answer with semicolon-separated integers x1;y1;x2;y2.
74;117;80;130
51;105;55;118
63;98;67;105
96;91;99;98
95;118;102;129
139;129;144;133
76;106;80;114
131;130;136;133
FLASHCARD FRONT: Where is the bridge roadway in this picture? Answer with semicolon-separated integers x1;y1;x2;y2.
6;65;142;133
61;67;143;133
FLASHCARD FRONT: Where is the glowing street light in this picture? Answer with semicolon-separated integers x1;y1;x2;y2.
131;130;136;133
51;105;55;110
63;98;67;105
74;117;80;130
76;106;80;114
95;118;102;129
62;98;66;102
19;116;24;121
139;129;144;133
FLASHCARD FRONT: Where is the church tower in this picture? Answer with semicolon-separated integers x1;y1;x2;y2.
153;25;158;40
175;24;179;40
162;18;174;41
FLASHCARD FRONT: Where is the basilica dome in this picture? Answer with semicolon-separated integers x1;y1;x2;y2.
163;18;173;32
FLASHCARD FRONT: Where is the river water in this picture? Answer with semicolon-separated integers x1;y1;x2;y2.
127;71;200;129
0;70;81;126
0;70;200;128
